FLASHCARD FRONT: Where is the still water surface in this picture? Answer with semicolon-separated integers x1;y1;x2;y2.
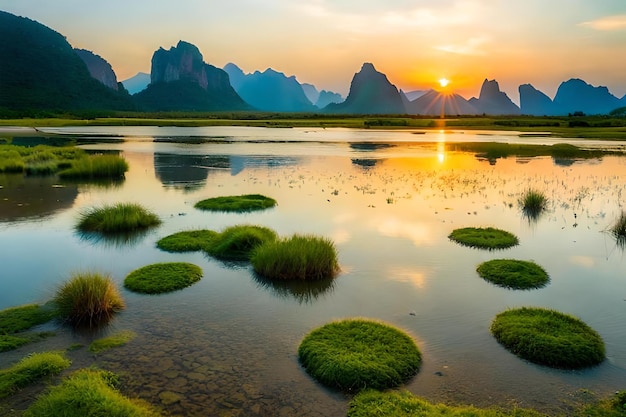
2;127;626;416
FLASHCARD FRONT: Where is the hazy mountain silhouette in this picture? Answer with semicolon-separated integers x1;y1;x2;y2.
404;90;427;101
74;49;120;91
407;90;478;115
0;10;134;113
324;63;405;114
301;83;320;104
469;79;520;115
135;41;249;111
518;84;558;115
223;63;316;112
316;90;343;108
553;78;621;115
122;72;150;94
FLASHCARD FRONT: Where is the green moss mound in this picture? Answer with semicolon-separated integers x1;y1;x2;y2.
0;352;71;399
0;304;56;334
24;369;162;417
476;259;549;290
194;194;276;212
491;307;605;369
89;330;136;354
77;203;161;234
156;229;218;252
298;319;421;392
205;225;277;261
348;390;546;417
53;272;125;328
124;262;203;294
449;227;519;250
251;234;340;280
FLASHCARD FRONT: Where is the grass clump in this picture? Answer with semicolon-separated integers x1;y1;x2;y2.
519;189;548;218
77;203;161;234
124;262;203;294
156;229;218;253
0;304;56;334
59;154;129;180
348;390;546;417
476;259;549;290
449;227;519;250
194;194;277;212
24;369;162;417
0;352;71;399
89;330;136;354
205;225;277;261
610;211;626;245
251;234;340;280
298;319;421;392
491;307;605;369
0;333;55;353
53;272;125;328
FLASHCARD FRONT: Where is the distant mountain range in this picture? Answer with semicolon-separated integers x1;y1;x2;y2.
2;9;625;116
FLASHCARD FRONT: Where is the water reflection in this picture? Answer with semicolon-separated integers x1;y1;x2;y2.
154;153;228;191
230;156;299;176
251;272;335;304
75;229;154;248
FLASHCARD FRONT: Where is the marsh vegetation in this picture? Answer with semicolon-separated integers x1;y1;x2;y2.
204;225;277;261
124;263;203;294
0;352;70;399
519;189;548;219
449;227;519;250
476;259;549;290
77;203;161;234
194;194;276;212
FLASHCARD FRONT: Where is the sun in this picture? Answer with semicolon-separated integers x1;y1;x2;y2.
438;78;450;88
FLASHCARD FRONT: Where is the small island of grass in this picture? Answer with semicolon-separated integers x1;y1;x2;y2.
204;225;277;261
0;351;71;399
449;227;519;250
519;189;548;219
476;259;549;290
156;229;218;253
298;319;421;392
0;304;57;351
124;262;203;294
77;202;161;234
491;307;605;369
194;194;277;213
252;234;340;280
89;330;136;354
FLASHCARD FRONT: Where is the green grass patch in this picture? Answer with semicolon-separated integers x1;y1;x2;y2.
59;154;128;180
298;319;421;392
449;227;519;250
610;211;626;246
519;189;548;219
491;307;605;369
0;304;56;334
156;229;218;252
124;262;203;294
89;330;136;354
251;234;340;280
348;390;546;417
0;332;55;353
24;368;162;417
205;225;277;261
53;272;125;328
77;203;161;234
194;194;277;212
0;352;71;399
476;259;549;290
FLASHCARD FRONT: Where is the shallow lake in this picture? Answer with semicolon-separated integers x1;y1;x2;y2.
2;126;626;416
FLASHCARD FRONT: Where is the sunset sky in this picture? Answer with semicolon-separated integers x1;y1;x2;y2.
2;0;626;102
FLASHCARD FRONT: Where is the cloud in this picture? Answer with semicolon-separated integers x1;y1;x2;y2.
434;36;490;55
580;15;626;31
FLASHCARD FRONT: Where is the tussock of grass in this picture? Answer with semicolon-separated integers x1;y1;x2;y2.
77;203;161;234
610;211;626;244
89;330;136;354
24;369;162;417
205;225;277;261
124;262;203;294
0;352;71;399
194;194;276;212
59;154;128;180
0;304;56;334
491;307;605;369
251;234;340;280
449;227;519;250
519;189;548;218
53;272;125;328
156;229;218;253
298;319;421;392
348;390;547;417
477;259;549;290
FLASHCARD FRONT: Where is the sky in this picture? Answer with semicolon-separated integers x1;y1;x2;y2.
2;0;626;102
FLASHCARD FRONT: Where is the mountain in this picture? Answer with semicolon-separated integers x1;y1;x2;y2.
469;79;520;115
0;10;134;114
407;90;478;116
324;63;405;114
74;49;120;91
316;90;343;108
553;78;621;115
223;63;316;112
134;41;249;111
404;90;427;101
518;84;558;115
301;83;320;104
122;72;150;94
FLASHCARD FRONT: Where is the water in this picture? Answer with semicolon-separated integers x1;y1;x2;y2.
2;126;626;416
